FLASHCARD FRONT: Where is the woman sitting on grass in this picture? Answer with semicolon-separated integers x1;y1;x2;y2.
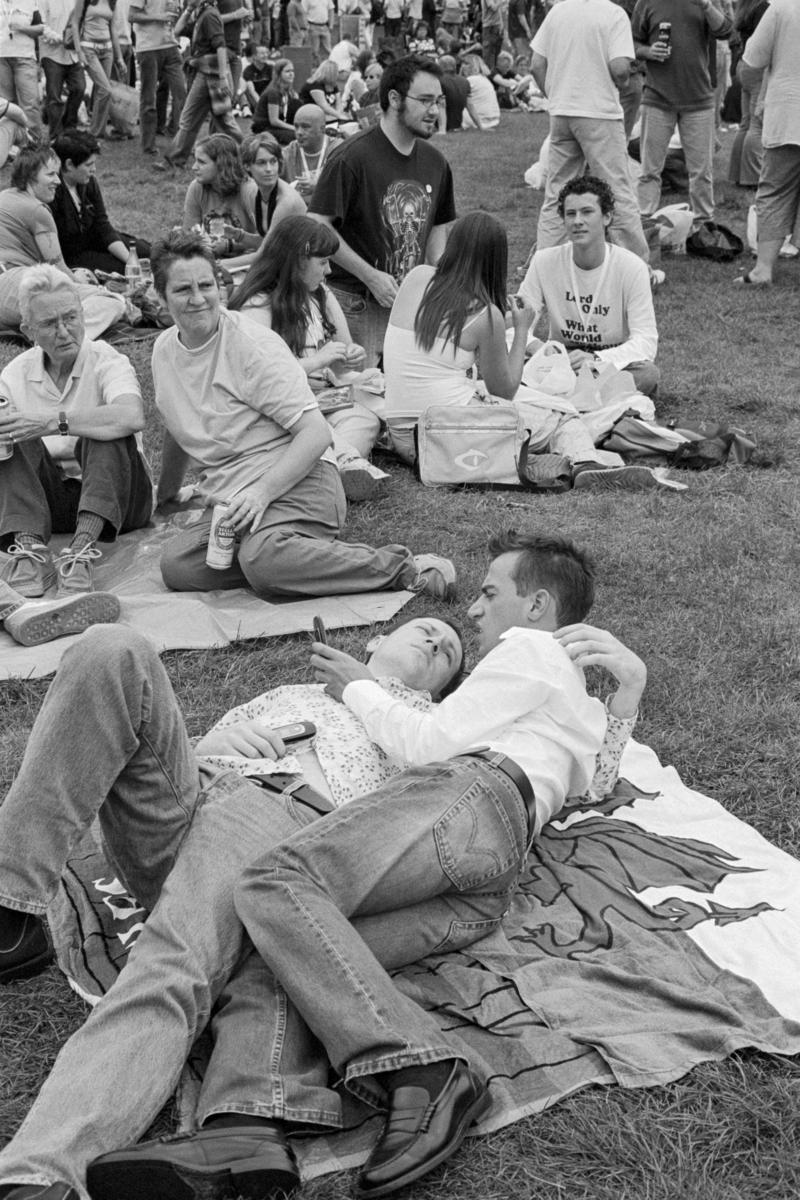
229;215;387;500
251;57;300;145
382;210;534;463
0;144;125;336
298;61;344;124
51;129;150;275
182;133;258;260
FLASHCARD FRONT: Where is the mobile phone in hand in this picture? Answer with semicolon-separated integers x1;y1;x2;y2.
273;721;317;745
313;616;328;645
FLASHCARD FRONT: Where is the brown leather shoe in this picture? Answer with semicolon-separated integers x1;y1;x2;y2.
358;1061;490;1197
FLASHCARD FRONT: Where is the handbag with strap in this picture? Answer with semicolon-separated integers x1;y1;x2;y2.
417;403;530;488
415;403;570;492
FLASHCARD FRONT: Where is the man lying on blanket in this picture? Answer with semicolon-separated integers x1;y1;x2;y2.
0;530;646;1200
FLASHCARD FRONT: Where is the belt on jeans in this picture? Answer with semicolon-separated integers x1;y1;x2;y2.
81;39;112;48
247;771;336;816
459;749;535;822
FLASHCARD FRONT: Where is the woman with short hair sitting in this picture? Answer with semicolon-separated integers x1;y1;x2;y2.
50;129;150;274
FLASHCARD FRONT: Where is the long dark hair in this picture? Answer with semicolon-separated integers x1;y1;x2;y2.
414;211;508;353
228;215;340;355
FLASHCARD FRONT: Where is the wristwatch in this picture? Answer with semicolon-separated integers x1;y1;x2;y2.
57;410;69;436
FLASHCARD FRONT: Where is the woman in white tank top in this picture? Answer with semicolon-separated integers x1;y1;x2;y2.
383;210;534;463
228;215;381;482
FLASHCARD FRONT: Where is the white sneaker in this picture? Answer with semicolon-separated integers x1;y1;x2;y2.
4;592;120;646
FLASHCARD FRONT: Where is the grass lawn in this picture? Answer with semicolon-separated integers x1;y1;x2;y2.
2;112;800;1199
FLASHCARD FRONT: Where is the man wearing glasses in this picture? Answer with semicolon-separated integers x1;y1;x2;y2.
308;54;455;366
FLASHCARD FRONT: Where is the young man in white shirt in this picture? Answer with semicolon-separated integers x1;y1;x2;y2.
521;174;659;398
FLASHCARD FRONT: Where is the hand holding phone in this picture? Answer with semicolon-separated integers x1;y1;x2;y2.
272;721;317;745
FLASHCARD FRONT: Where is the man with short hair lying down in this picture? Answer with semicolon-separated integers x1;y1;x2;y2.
81;534;642;1200
0;534;644;1200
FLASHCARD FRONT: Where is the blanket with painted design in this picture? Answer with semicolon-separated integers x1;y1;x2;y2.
52;740;800;1180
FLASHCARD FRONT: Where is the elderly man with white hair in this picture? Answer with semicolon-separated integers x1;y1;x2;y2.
0;265;153;610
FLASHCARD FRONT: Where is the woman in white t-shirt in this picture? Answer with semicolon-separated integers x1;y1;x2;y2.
228;215;385;497
383;210;534;463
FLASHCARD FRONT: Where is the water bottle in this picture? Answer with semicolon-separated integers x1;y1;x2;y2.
125;244;142;295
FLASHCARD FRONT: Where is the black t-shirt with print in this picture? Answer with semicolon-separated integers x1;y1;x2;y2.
309;124;456;289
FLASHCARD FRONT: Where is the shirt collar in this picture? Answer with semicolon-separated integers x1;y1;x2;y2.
27;338;90;387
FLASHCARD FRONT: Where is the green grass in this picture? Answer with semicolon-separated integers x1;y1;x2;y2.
2;112;800;1197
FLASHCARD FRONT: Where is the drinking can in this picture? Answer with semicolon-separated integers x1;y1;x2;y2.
206;502;236;569
657;21;672;53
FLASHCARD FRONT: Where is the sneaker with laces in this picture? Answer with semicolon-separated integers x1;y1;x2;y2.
4;592;121;647
54;544;102;595
410;554;457;601
572;464;687;493
0;543;55;598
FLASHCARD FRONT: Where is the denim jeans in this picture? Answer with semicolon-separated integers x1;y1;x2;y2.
41;57;86;137
0;56;42;132
0;628;321;1196
169;68;243;165
0;435;153;545
638;104;715;223
0;629;527;1194
537;115;649;262
330;283;391;369
81;43;114;138
234;757;531;1107
137;46;186;152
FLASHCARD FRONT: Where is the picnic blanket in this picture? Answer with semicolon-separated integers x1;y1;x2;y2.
0;511;413;680
51;739;800;1180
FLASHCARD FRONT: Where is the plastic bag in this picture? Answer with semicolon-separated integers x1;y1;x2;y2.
108;81;138;136
650;203;694;254
522;340;575;397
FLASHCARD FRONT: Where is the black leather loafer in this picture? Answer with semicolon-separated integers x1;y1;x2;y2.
0;911;52;984
86;1125;299;1200
359;1061;490;1197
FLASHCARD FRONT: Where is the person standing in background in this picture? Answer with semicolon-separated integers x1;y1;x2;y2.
632;0;732;228
39;0;86;136
0;0;43;135
130;0;186;158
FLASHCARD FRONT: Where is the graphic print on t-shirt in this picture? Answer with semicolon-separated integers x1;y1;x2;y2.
559;288;613;349
381;179;433;279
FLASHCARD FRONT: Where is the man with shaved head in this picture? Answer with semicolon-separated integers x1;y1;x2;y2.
282;104;333;202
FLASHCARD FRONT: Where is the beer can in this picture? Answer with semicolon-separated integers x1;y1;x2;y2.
206;502;236;569
658;21;672;46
